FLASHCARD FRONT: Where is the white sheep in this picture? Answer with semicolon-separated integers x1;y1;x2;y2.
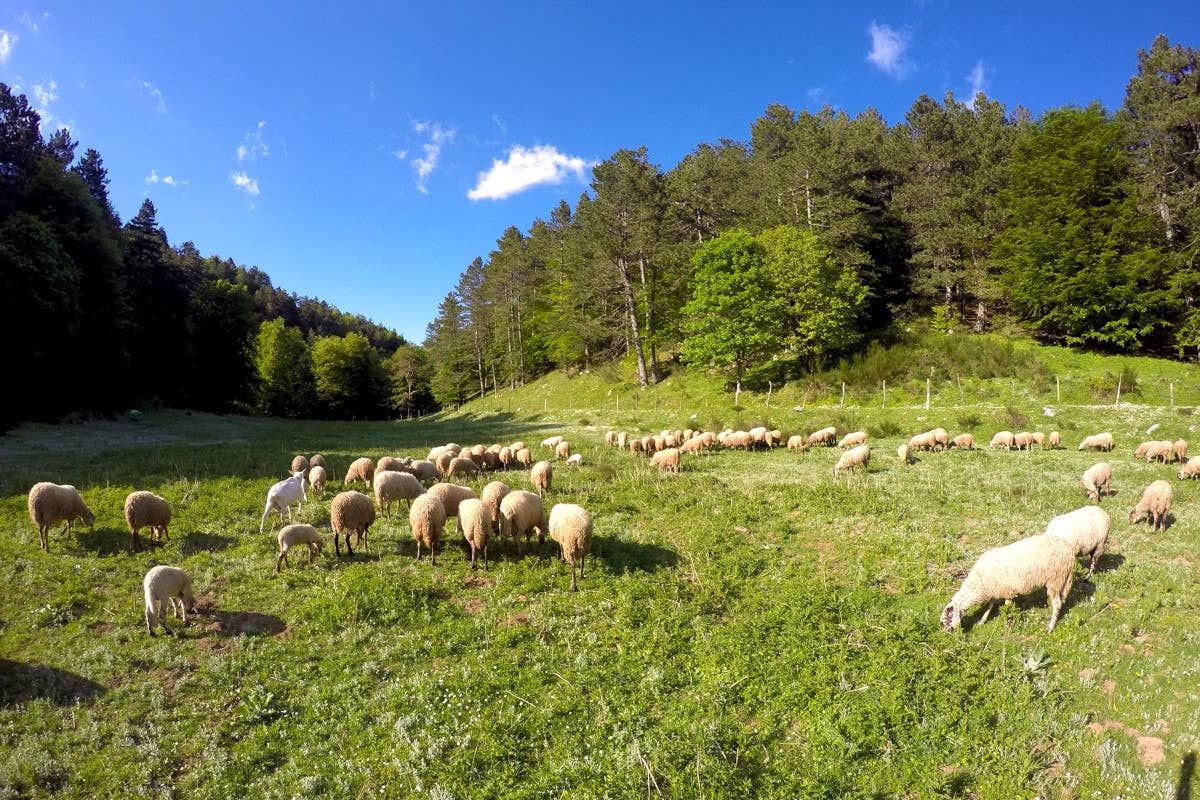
499;490;546;554
124;490;172;551
276;523;324;572
427;483;478;526
480;481;511;536
838;431;867;448
308;464;327;494
330;490;376;555
940;533;1077;633
260;471;307;533
1178;456;1200;480
309;453;327;469
1044;505;1110;578
290;455;309;473
408;460;440;485
833;445;870;477
1173;439;1189;463
143;565;196;636
344;457;376;487
541;435;564;449
1129;480;1173;531
908;430;938;452
1013;432;1034;451
989;431;1015;451
446;456;480;482
27;482;94;552
787;435;805;450
806;427;837;447
373;470;427;516
515;448;533;468
548;503;593;592
897;443;911;465
408;493;447;564
1080;462;1112;503
1048;431;1061;449
1145;440;1174;463
649;448;681;474
1078;432;1114;452
566;453;583;466
531;460;553;497
457;498;493;569
555;440;572;461
949;433;975;450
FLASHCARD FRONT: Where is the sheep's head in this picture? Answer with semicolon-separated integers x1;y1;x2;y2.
1129;506;1146;525
940;604;962;631
80;507;95;527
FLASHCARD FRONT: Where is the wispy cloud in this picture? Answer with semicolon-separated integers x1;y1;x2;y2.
468;144;592;201
0;29;16;64
30;80;64;130
138;80;166;114
369;82;376;101
237;121;269;161
146;169;187;187
230;171;260;196
408;121;455;194
866;21;912;78
16;12;48;32
491;114;508;137
967;60;988;98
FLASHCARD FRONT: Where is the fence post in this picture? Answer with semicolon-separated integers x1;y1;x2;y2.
925;378;931;411
1115;378;1122;407
841;382;846;408
734;381;742;407
767;381;773;409
882;380;886;409
956;375;963;405
1170;381;1174;407
1056;376;1061;404
544;398;548;412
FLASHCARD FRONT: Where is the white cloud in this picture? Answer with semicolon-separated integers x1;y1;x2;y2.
30;80;62;130
0;29;16;63
230;171;260;196
16;12;48;32
138;80;166;114
392;148;408;160
237;121;269;161
145;169;187;186
967;60;988;98
866;21;912;78
468;144;592;201
409;121;455;194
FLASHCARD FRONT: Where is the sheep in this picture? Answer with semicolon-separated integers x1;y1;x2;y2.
446;456;480;482
374;470;427;516
27;482;94;552
1130;480;1173;531
531;460;553;497
566;453;583;466
726;431;753;450
409;460;440;485
499;490;546;554
931;428;950;451
407;493;447;564
605;431;615;447
1179;456;1200;480
541;435;564;449
1031;432;1045;449
908;430;938;452
290;455;309;473
260;472;308;533
949;433;975;450
427;445;447;463
377;456;407;474
548;503;593;592
509;441;527;454
1173;439;1188;463
555;440;572;461
787;435;805;450
748;427;768;447
344;457;375;488
629;439;645;455
1044;505;1110;578
1133;441;1154;460
515;447;533;468
838;431;867;448
435;451;455;477
1145;441;1174;464
308;465;327;495
143;565;196;636
649;447;681;474
123;490;171;552
643;435;657;453
833;445;870;478
481;481;511;535
330;490;376;556
276;523;324;572
1013;432;1034;451
1047;431;1061;449
482;451;501;471
427;483;478;532
1080;462;1112;503
1078;432;1114;452
806;427;837;447
616;432;628;450
989;431;1015;451
652;435;667;452
498;446;513;469
940;533;1076;633
310;453;327;469
766;429;783;448
897;443;911;465
457;498;493;569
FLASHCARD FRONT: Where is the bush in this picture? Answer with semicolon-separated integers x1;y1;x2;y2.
1082;367;1140;403
1004;405;1028;430
867;419;903;439
956;412;983;431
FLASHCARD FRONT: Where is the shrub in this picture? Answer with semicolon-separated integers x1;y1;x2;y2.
1004;405;1028;430
956;412;983;431
867;419;903;439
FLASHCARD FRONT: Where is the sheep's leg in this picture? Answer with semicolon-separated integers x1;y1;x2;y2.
145;603;156;635
333;532;341;556
482;542;488;570
580;553;586;578
978;602;995;624
39;524;49;552
260;503;273;533
415;540;422;561
276;550;288;573
307;544;317;565
178;596;188;626
469;542;476;569
131;527;141;553
1047;593;1063;633
570;562;578;592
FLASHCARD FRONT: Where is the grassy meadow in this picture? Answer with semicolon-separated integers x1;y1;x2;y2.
3;382;1200;797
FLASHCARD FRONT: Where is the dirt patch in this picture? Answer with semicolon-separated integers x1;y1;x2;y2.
196;638;233;654
504;613;530;627
463;575;494;589
1101;680;1116;694
1086;719;1167;767
204;611;286;637
462;599;485;615
88;622;114;634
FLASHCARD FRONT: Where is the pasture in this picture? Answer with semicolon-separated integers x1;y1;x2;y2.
2;403;1199;799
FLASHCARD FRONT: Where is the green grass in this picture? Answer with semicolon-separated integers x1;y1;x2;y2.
3;392;1200;797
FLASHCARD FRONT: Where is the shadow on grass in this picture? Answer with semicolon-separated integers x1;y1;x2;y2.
204;609;287;637
74;527;148;556
1176;751;1195;800
1093;553;1126;575
181;531;238;555
593;536;680;573
0;659;104;706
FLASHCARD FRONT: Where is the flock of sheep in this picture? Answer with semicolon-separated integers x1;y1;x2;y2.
24;418;1194;637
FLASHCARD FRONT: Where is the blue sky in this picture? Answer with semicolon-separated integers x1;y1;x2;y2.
1;2;1195;343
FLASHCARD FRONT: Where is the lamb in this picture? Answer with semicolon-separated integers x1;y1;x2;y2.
806;427;837;447
548;503;593;592
373;470;427;516
344;457;375;488
309;454;327;469
833;445;870;477
989;431;1015;451
1044;505;1110;578
838;431;868;448
1078;432;1114;452
1173;439;1188;463
27;482;94;552
515;447;533;468
260;472;308;533
1047;431;1061;449
408;493;447;564
566;453;583;466
143;565;196;636
308;465;327;494
555;440;572;461
330;490;376;555
1080;462;1112;503
949;433;975;450
290;455;309;473
940;533;1076;633
1129;479;1173;531
787;435;805;450
531;460;553;497
541;435;565;449
446;456;480;482
409;460;440;485
1144;441;1174;463
276;523;324;572
649;447;681;474
457;498;493;569
1179;456;1200;480
427;483;478;531
897;443;911;465
1013;432;1034;451
616;432;628;450
123;490;172;551
481;481;511;534
499;489;546;554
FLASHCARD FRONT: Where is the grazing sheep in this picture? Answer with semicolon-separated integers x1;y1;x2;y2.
427;483;478;531
1013;432;1034;451
1080;462;1113;503
344;457;375;488
498;446;514;469
276;524;324;572
1133;441;1154;460
616;433;628;450
309;454;327;469
290;455;309;473
908;430;938;452
123;490;172;551
649;447;681;474
408;493;447;564
426;445;447;464
838;431;868;448
629;439;645;455
1078;432;1114;452
330;490;376;556
457;498;493;569
482;451;501;471
1031;432;1045;449
1129;480;1173;531
1179;456;1200;480
642;436;656;453
409;460;440;485
833;445;871;478
931;428;950;451
509;441;527;454
435;451;456;477
499;490;546;554
1048;431;1061;449
555;440;572;461
1173;439;1188;463
949;433;975;450
605;431;615;447
940;533;1076;633
897;443;911;465
308;465;327;495
1044;505;1110;578
481;481;511;535
548;503;593;592
515;447;533;468
374;470;427;516
806;427;837;447
566;453;583;466
541;435;564;449
531;460;553;497
989;431;1015;451
446;456;480;482
748;427;768;447
377;456;407;474
766;429;783;448
27;482;94;552
260;472;308;533
143;565;196;636
1145;441;1174;463
787;435;805;450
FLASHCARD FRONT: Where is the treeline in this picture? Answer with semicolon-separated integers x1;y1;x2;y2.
0;83;435;428
425;35;1200;406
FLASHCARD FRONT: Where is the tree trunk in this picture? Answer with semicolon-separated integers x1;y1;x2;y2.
617;257;648;387
515;298;525;386
640;256;658;384
804;170;813;227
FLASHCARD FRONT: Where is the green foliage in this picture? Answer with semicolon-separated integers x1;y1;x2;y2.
254;319;314;417
310;332;391;419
